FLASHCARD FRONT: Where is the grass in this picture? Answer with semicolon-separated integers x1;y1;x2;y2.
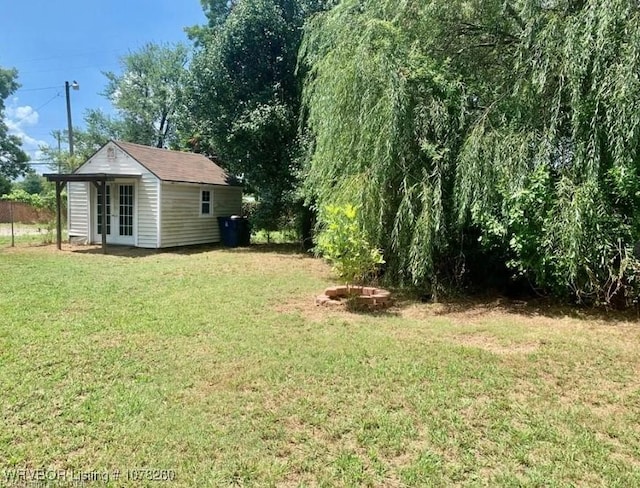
1;243;640;486
0;222;60;247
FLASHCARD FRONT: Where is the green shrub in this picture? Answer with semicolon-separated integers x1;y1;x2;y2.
315;204;384;285
1;188;59;212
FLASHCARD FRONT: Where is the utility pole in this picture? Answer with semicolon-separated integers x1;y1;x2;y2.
65;81;79;156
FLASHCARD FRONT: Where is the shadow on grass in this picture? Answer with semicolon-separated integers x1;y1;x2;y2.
390;290;640;325
64;243;640;324
70;243;223;258
345;304;402;318
219;242;312;257
69;242;311;258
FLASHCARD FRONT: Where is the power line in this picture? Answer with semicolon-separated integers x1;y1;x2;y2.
20;63;119;76
11;47;128;65
10;92;62;126
15;86;60;94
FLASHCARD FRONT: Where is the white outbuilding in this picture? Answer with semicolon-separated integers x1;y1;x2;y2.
47;140;242;250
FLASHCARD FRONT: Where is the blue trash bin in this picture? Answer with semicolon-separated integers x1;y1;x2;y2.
218;216;239;247
231;215;251;246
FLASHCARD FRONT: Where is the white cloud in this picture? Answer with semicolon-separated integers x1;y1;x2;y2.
5;100;40;129
19;133;46;148
33;149;46;161
7;105;39;126
4;98;48;164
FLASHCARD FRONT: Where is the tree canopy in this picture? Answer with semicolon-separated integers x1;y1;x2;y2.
41;43;189;173
301;0;640;305
184;0;322;232
100;42;189;148
0;67;29;179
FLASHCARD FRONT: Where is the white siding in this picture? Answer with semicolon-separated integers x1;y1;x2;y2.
214;186;244;221
135;176;160;248
75;142;159;248
67;182;89;243
160;183;242;247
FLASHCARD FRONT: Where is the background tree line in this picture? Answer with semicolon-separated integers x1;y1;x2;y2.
3;0;640;305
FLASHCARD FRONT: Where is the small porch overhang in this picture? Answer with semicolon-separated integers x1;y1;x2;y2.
43;173;141;254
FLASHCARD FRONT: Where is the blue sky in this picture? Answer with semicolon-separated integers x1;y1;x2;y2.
1;0;207;173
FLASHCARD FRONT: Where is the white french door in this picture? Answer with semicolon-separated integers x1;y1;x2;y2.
94;183;135;245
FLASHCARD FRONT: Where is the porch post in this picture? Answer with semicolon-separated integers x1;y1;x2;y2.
55;181;62;250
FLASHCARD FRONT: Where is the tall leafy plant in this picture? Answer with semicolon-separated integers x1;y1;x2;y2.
315;205;384;285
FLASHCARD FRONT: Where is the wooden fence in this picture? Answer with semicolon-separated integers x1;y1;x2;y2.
0;201;55;224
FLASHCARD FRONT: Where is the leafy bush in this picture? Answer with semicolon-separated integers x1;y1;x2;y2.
315;205;385;285
473;165;640;307
0;175;11;197
1;189;58;212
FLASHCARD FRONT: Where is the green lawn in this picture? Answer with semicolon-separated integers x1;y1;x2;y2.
1;244;639;487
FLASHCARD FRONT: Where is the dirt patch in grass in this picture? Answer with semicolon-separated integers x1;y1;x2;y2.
275;287;640;335
1;242;79;254
447;333;541;355
272;295;358;322
398;296;640;326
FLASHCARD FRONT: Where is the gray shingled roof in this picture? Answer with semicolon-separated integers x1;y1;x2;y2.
113;140;234;186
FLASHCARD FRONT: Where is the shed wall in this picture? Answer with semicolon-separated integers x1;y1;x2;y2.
160;183;242;247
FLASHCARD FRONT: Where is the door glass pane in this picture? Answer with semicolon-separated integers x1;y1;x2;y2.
97;185;111;235
119;185;134;237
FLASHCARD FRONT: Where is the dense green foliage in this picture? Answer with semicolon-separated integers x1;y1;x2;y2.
1;188;57;212
184;0;327;234
0;175;11;197
0;67;28;179
302;0;640;306
18;172;46;195
315;204;384;284
301;0;464;293
100;43;189;148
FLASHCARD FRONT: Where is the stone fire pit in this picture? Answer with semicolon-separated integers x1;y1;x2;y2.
316;285;393;310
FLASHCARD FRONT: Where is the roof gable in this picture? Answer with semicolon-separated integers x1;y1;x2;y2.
73;141;147;176
112;140;234;186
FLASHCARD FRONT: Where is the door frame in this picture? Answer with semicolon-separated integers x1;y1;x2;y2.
90;180;138;246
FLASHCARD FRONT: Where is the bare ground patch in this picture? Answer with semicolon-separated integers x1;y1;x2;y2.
446;333;541;355
398;296;640;327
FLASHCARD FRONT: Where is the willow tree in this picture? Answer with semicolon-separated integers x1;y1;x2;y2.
301;0;476;291
456;0;640;304
302;0;640;305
